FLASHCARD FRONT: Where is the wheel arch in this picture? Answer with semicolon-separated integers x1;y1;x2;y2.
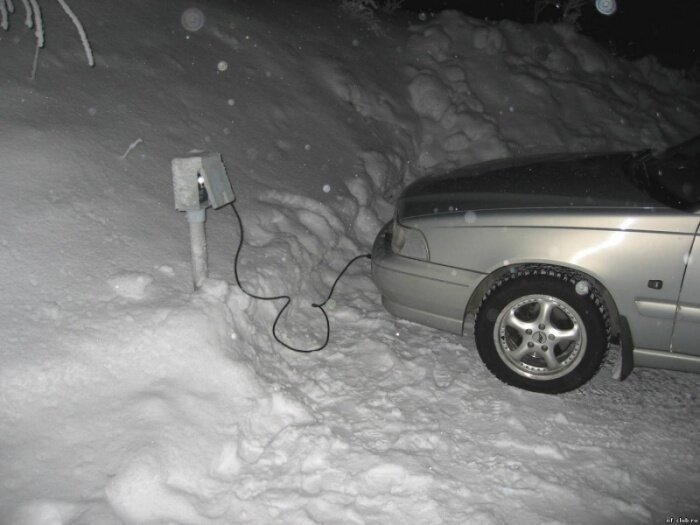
464;263;622;338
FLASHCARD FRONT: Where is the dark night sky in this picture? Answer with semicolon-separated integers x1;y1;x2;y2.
400;0;699;70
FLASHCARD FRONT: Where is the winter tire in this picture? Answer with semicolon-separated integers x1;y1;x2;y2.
474;269;610;394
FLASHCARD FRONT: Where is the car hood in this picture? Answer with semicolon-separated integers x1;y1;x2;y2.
397;152;658;220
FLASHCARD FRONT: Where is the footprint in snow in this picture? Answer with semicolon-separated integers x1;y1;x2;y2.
432;361;453;388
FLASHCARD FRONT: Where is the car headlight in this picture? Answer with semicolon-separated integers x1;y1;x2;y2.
391;221;429;260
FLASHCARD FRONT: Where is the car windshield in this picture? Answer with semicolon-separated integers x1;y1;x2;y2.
628;134;700;211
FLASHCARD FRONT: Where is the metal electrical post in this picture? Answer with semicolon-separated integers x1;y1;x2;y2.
172;153;235;290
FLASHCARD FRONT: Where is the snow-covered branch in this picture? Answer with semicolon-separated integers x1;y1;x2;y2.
1;0;93;76
55;0;93;66
534;0;591;25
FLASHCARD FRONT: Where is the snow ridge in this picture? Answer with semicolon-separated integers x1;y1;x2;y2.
0;0;698;523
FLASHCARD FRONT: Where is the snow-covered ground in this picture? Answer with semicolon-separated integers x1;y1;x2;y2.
1;1;699;523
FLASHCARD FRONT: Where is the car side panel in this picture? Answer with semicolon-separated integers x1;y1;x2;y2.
420;223;695;351
671;226;700;356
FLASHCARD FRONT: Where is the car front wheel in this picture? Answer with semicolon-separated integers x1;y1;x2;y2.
474;269;610;394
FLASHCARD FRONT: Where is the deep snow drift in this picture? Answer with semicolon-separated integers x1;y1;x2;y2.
1;0;699;523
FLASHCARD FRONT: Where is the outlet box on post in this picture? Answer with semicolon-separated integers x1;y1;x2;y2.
172;152;235;211
171;152;235;290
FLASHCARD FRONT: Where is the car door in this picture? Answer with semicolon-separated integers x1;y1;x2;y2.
671;222;700;356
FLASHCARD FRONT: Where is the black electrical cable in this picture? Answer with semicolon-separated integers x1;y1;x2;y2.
230;202;371;353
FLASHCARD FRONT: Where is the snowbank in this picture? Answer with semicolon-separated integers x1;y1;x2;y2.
1;0;698;523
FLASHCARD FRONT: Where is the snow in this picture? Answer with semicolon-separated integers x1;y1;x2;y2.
1;0;699;523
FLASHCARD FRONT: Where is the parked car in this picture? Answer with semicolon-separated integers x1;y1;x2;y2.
372;135;700;393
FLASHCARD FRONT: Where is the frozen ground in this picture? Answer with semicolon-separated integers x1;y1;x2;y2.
1;0;699;523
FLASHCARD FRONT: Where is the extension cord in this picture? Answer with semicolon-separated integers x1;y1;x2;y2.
230;202;371;353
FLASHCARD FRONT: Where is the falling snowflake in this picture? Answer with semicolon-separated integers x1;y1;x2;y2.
464;211;478;224
322;184;331;193
575;280;590;295
181;8;205;32
595;0;617;15
217;61;229;72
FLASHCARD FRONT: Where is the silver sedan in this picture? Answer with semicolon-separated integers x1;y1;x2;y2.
372;135;700;393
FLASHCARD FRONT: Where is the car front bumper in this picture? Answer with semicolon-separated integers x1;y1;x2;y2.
371;221;486;335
